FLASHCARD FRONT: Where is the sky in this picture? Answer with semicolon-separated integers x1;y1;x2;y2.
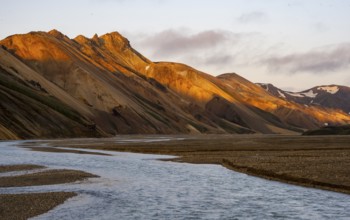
1;0;350;91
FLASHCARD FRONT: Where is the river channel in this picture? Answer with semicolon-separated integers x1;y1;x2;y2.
0;137;349;219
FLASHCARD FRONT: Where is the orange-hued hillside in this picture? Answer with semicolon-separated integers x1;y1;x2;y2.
1;30;349;139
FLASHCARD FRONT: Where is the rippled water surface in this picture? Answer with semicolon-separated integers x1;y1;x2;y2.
0;138;349;220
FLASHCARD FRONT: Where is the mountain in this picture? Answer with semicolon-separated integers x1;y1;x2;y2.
1;30;350;139
258;83;350;116
303;125;350;135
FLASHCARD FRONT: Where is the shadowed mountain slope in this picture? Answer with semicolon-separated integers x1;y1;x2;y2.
1;30;349;139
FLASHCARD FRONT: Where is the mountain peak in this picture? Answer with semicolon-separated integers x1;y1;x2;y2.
47;29;66;39
102;31;125;39
100;31;131;49
74;34;91;44
217;73;238;78
92;33;99;43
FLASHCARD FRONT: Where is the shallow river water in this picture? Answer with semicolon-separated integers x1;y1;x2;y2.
0;137;349;220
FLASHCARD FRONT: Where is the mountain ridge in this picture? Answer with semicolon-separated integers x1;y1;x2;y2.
0;30;349;139
257;83;350;116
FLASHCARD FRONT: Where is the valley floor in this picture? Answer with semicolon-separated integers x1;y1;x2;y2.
52;134;350;195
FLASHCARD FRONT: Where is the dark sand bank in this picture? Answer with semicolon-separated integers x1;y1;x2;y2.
0;164;98;219
51;135;350;195
0;192;76;220
0;169;99;187
26;146;111;156
0;164;45;173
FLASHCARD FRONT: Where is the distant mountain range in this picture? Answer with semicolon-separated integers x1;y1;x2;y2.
1;30;349;139
257;83;350;115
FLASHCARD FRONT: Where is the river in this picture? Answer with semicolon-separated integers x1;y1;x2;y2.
0;138;349;219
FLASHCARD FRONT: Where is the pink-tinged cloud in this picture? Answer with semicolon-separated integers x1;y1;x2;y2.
263;43;350;74
138;29;235;57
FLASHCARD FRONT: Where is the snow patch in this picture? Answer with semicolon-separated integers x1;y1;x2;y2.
285;92;304;97
285;90;317;98
301;90;318;98
277;90;286;98
317;86;339;94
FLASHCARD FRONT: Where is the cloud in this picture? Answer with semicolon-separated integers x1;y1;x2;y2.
182;54;235;68
138;29;234;57
262;43;350;74
130;29;263;74
203;54;234;66
237;11;268;24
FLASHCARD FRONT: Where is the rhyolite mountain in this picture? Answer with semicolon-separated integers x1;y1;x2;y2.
1;30;350;139
257;83;350;115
